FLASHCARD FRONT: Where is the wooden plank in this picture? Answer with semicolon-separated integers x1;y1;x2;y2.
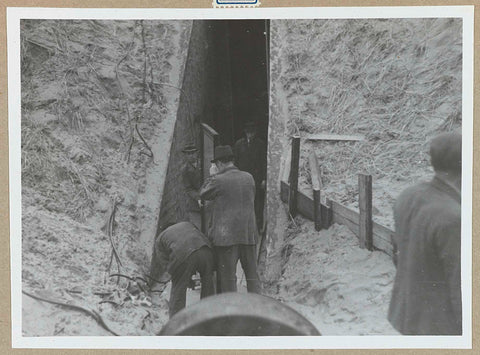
313;190;321;231
280;148;291;184
333;212;360;236
309;151;323;231
308;152;321;191
330;200;359;224
288;136;300;217
201;123;219;138
325;198;333;229
372;234;394;257
280;181;394;256
201;123;219;181
373;221;395;242
305;133;365;142
372;222;395;256
280;180;315;221
359;174;373;250
297;189;314;220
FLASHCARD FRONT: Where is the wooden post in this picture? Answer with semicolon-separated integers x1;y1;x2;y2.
201;123;220;234
325;198;333;228
309;151;322;231
288;136;300;217
358;174;373;250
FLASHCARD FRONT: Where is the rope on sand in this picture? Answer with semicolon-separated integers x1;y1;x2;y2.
22;289;119;336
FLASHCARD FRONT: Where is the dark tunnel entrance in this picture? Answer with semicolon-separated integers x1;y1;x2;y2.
207;19;270;146
156;19;270;238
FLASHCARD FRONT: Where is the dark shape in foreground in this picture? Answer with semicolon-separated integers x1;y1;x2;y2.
159;292;321;336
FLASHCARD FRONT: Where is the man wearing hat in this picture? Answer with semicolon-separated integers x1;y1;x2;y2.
388;131;462;335
182;144;202;229
200;145;261;294
233;121;267;229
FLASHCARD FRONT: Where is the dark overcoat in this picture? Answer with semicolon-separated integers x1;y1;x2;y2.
233;137;267;186
200;166;257;246
388;176;462;335
150;221;212;282
182;162;202;212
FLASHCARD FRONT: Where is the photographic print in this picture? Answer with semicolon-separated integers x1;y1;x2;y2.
8;5;473;349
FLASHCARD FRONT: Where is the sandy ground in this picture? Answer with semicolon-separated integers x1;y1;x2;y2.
20;18;460;337
21;20;190;336
268;217;398;335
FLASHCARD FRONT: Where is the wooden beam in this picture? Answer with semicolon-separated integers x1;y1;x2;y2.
280;179;394;256
330;200;359;224
309;152;323;231
288;136;300;217
358;174;373;250
201;123;220;138
325;198;333;229
309;152;322;191
280;180;314;220
305;133;365;142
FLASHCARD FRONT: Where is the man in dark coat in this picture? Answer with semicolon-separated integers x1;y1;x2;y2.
182;144;203;229
200;145;261;294
233;121;267;228
149;221;215;317
388;131;462;335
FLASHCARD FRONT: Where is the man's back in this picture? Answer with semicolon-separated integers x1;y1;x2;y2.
156;222;211;275
388;177;462;335
201;166;257;246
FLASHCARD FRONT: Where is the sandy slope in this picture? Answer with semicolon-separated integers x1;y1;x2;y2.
269;218;398;335
21;20;190;336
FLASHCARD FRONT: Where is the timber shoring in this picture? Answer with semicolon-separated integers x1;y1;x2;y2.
279;180;394;257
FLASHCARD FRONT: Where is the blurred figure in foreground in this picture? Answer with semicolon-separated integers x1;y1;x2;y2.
388;131;462;335
159;292;320;336
149;221;215;318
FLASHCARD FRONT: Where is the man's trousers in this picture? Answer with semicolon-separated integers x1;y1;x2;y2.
169;246;215;318
215;244;261;294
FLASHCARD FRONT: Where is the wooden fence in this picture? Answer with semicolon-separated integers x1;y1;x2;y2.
281;137;395;257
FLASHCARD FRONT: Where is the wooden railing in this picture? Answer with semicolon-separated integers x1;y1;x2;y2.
281;136;395;257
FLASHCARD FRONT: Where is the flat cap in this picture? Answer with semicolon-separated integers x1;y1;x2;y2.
429;131;462;172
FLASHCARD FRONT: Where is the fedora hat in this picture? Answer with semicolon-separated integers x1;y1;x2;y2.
182;144;198;154
211;145;234;163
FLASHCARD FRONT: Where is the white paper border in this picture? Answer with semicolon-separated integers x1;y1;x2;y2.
8;5;474;349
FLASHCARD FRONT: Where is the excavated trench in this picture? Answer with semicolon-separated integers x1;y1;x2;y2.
155;19;269;248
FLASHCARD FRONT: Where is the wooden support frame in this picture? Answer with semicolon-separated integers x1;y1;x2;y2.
305;133;364;142
279;179;393;257
288;136;300;217
309;152;323;231
358;174;373;250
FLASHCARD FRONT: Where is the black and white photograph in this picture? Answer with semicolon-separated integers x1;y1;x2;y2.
8;6;473;349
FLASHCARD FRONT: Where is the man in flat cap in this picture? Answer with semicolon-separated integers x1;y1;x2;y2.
200;145;261;294
149;221;215;318
388;131;462;335
233;121;267;229
182;144;202;230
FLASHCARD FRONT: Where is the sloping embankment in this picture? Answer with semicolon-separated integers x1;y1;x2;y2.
21;20;190;335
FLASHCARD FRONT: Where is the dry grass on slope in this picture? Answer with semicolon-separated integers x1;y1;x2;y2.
279;18;462;224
